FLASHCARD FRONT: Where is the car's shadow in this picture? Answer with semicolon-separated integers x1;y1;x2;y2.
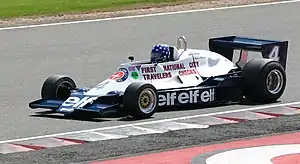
157;99;276;113
29;99;282;122
29;111;110;122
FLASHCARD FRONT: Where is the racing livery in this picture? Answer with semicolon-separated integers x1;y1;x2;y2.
29;36;289;119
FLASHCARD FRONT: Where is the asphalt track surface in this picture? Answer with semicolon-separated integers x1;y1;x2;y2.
0;0;300;154
0;113;299;163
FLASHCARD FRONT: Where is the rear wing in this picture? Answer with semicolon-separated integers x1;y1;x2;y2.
208;36;289;69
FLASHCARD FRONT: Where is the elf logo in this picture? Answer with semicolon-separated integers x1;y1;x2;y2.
158;89;215;106
61;96;98;108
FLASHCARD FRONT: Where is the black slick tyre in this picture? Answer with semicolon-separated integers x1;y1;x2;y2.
123;82;158;119
242;59;286;103
41;75;76;100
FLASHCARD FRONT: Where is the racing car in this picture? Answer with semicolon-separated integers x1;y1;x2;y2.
29;36;289;119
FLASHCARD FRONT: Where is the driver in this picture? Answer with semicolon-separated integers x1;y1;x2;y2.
150;44;171;63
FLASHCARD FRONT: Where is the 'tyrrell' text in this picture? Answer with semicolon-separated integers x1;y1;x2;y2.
158;89;215;106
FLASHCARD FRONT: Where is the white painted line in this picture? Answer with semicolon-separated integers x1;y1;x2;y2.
0;101;299;144
138;121;207;131
57;132;119;142
89;132;128;139
131;126;165;134
173;122;209;129
0;0;299;31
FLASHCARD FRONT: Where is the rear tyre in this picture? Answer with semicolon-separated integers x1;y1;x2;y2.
41;75;77;100
242;59;286;103
123;82;158;119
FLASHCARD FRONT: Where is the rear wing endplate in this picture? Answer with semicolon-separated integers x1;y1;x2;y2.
208;36;289;69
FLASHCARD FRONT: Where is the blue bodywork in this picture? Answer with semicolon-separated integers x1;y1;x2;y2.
29;88;122;116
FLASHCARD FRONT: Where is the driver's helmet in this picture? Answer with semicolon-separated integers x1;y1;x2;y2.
150;44;171;63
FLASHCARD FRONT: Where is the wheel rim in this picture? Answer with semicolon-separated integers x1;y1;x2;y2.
56;81;74;99
138;88;157;114
266;69;284;94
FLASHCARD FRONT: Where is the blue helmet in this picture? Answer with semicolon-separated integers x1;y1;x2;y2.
150;44;171;63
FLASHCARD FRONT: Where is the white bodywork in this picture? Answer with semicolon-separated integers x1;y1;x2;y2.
84;37;238;97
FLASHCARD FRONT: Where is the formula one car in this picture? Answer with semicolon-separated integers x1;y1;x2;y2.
29;36;289;119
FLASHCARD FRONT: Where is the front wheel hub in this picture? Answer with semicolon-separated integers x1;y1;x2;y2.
138;88;157;114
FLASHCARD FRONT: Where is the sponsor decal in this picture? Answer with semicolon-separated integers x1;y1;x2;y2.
143;72;172;80
62;96;98;108
59;108;74;112
189;52;200;55
128;66;135;71
116;68;129;82
158;88;215;106
189;61;200;68
240;50;248;62
193;56;206;59
131;71;139;79
179;69;197;76
108;71;124;80
141;66;156;73
208;58;220;67
108;68;129;82
135;65;142;71
163;63;185;71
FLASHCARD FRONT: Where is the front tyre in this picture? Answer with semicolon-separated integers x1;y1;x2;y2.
242;59;286;103
41;75;76;100
123;82;158;119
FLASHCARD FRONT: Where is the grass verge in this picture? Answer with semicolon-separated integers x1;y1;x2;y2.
0;0;199;19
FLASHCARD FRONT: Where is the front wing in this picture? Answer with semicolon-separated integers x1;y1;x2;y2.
29;93;121;116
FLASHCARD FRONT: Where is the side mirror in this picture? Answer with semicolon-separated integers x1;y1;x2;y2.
128;56;134;61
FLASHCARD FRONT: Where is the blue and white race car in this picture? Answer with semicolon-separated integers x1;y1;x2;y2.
29;36;289;119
